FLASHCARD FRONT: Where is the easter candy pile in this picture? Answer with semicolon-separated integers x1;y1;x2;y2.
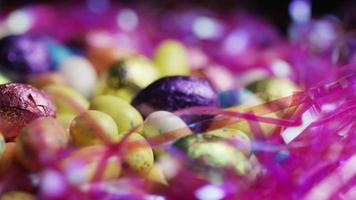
0;2;355;200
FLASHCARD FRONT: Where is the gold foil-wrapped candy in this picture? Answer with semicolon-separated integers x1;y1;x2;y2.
95;56;160;101
174;134;250;175
246;77;300;102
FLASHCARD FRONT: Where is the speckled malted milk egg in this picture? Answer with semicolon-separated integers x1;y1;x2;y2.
16;117;69;171
118;132;154;175
89;95;143;133
143;111;192;145
59;56;97;98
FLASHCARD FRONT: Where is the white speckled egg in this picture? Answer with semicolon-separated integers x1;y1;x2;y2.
59;56;97;98
143;111;192;145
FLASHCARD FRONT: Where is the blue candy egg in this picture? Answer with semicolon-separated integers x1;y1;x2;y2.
47;40;73;69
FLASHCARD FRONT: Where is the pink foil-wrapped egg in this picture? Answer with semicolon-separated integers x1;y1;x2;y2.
0;83;56;141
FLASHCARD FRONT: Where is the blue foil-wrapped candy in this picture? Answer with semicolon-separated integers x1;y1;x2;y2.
0;34;51;75
131;76;218;129
47;40;72;69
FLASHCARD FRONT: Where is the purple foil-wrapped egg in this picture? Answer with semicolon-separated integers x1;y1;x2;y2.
131;76;218;118
0;34;51;76
0;83;56;141
131;76;218;132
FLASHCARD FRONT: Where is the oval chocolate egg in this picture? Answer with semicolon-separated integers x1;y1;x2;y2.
0;83;56;141
0;34;50;75
131;76;218;118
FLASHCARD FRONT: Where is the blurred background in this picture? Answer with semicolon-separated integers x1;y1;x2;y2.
0;0;355;33
0;0;354;89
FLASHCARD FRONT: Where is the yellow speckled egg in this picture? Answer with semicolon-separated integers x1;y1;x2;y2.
205;128;251;156
44;84;89;116
0;191;36;200
60;145;121;185
143;111;192;145
70;110;119;147
119;132;154;175
144;163;167;185
154;39;189;76
90;95;143;133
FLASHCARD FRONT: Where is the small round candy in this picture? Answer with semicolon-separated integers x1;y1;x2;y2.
174;134;250;174
0;34;50;75
0;191;36;200
131;76;218;118
59;56;97;98
246;77;300;102
119;132;154;175
16;117;69;170
204;128;251;156
89;95;143;133
97;56;160;101
143;111;192;145
154;40;189;76
27;72;67;89
0;83;56;141
43;84;89;116
60;145;121;185
70;110;119;147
